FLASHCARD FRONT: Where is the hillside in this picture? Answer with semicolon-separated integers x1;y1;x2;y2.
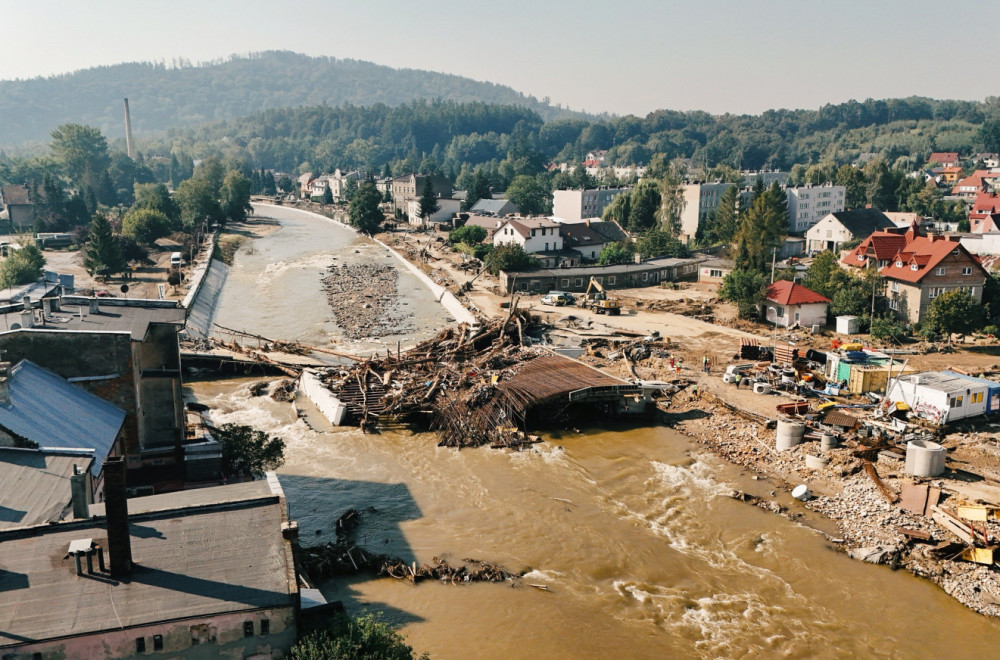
0;51;589;146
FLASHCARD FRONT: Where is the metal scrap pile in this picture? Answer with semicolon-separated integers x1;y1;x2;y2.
319;306;548;447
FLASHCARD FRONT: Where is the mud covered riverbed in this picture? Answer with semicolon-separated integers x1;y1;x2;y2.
321;262;413;340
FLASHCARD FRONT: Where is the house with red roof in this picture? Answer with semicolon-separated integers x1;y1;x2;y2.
971;213;1000;234
938;166;964;184
764;280;830;328
841;228;912;270
928;152;960;168
880;236;988;324
970;191;1000;226
951;170;1000;199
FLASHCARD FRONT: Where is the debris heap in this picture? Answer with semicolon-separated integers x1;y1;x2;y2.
321;262;412;339
320;307;550;447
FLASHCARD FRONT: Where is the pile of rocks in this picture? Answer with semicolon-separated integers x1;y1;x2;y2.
321;262;412;340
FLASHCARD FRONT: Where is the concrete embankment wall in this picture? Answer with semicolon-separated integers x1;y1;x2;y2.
181;230;221;311
299;369;347;425
184;259;229;339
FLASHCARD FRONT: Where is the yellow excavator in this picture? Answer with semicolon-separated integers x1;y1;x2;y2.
583;277;621;315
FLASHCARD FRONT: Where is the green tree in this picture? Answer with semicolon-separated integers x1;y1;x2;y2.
174;176;221;230
464;170;492;210
705;184;739;245
121;208;172;244
870;315;907;342
133;183;180;226
487;242;537;275
82;213;127;277
342;177;359;203
0;245;45;289
732;186;786;273
830;286;870;317
655;166;686;235
322;185;334;205
349;182;385;234
636;229;688;259
288;612;427;660
449;224;487;245
220;170;253;222
979;119;1000;153
924;290;987;336
597;240;636;265
601;190;631;224
835;165;867;211
626;179;661;232
720;268;767;319
418;176;440;225
505;175;550;215
215;423;285;479
50;123;111;189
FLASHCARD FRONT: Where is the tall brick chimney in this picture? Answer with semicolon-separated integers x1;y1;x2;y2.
103;457;133;578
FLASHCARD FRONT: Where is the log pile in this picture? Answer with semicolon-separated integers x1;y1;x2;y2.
319;305;549;447
298;509;522;585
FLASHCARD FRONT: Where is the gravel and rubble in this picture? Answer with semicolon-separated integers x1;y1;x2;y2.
321;262;413;340
665;388;1000;617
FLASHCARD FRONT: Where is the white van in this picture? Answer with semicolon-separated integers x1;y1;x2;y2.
170;252;183;268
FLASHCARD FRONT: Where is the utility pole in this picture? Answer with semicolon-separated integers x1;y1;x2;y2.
770;246;777;284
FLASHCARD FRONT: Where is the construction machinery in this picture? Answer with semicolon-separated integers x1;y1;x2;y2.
583;277;622;315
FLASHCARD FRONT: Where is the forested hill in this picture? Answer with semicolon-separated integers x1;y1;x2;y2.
0;51;587;146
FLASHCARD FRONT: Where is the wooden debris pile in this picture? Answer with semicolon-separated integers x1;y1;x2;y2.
298;509;522;585
319;307;548;447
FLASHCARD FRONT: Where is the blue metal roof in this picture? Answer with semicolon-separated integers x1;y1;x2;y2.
0;360;125;476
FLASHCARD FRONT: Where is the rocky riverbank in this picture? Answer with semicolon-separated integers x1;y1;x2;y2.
665;389;1000;618
321;262;413;340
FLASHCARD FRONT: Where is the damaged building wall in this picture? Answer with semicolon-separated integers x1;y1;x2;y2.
7;606;296;660
0;330;139;455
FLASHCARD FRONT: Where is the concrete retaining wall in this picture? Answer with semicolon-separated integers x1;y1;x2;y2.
183;259;229;339
299;369;347;425
181;230;221;311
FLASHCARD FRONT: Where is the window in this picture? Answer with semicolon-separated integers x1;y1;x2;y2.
895;261;903;267
153;635;164;651
962;267;973;275
561;278;569;287
888;299;899;311
973;392;984;404
261;619;270;635
574;278;583;287
935;267;946;276
950;395;964;408
890;281;899;292
136;639;146;654
710;269;723;278
607;276;616;285
244;621;255;638
775;306;785;317
641;272;648;281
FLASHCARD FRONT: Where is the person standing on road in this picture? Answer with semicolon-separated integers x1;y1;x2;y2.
734;372;742;389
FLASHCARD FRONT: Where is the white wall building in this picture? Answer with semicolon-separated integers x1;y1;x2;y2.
493;217;564;253
407;197;461;228
764;280;830;328
958;232;1000;257
785;185;846;233
552;187;629;223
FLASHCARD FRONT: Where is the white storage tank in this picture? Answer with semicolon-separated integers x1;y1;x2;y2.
836;315;859;335
776;420;805;450
905;439;946;477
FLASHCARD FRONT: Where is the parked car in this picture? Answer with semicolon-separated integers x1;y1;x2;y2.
541;294;565;306
547;291;576;305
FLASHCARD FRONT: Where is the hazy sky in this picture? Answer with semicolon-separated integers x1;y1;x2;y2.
1;0;997;116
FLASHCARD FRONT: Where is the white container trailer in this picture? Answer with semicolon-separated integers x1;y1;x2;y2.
887;371;990;425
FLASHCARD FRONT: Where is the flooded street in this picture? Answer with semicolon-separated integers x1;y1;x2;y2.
187;206;1000;659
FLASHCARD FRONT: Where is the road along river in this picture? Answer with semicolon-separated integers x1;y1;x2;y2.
186;205;1000;659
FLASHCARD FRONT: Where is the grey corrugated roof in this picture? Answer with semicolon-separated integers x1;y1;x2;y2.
0;494;295;645
587;220;628;243
0;360;125;476
0;448;93;529
471;198;518;215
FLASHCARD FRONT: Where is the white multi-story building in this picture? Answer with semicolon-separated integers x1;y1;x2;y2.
785;185;846;233
679;182;735;242
552;187;629;222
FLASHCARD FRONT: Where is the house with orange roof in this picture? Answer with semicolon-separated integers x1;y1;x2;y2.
952;170;994;199
971;213;1000;234
764;280;830;328
880;236;988;323
938;166;964;184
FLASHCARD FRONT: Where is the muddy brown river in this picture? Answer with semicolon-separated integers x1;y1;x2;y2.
185;205;1000;659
